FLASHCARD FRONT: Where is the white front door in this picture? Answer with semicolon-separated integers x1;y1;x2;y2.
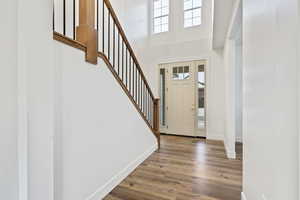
164;61;196;136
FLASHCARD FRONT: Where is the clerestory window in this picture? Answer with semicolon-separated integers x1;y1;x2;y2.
153;0;169;33
184;0;202;28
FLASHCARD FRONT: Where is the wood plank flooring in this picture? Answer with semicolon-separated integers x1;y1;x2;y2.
104;135;243;200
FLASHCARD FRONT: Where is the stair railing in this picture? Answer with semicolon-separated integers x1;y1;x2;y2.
53;0;160;147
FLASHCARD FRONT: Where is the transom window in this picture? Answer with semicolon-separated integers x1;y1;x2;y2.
184;0;202;28
153;0;169;34
173;66;190;80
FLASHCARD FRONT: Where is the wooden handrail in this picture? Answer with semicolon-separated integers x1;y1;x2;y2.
53;32;86;51
103;0;155;100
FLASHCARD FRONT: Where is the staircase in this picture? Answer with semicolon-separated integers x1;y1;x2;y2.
53;0;160;147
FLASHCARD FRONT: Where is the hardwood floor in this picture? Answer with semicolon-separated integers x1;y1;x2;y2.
104;135;243;200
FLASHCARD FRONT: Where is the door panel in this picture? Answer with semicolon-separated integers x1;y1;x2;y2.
166;62;196;136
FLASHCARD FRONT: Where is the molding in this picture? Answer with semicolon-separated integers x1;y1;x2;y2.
85;144;158;200
157;55;210;66
226;150;236;159
207;134;236;159
224;141;236;159
206;133;224;141
236;136;243;143
241;192;247;200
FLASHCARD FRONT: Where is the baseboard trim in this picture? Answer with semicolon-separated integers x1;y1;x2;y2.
224;141;236;159
161;133;206;139
206;134;224;141
85;144;157;200
236;136;243;143
241;192;247;200
226;148;236;159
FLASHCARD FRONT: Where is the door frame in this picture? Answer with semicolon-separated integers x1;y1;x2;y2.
158;60;207;137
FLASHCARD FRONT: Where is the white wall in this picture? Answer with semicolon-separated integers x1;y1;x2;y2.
1;1;56;199
0;0;19;200
141;0;213;95
235;42;243;143
221;0;243;159
148;0;212;46
51;1;157;200
116;0;227;140
1;1;157;200
243;0;299;199
222;37;243;156
53;42;157;200
57;1;158;199
206;50;226;140
212;0;236;49
299;0;300;196
113;0;213;95
223;39;237;158
18;0;56;199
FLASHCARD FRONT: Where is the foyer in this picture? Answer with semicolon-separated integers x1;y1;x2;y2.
1;0;299;199
105;135;242;200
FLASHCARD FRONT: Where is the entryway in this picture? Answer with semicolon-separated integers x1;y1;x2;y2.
159;60;206;137
104;135;243;200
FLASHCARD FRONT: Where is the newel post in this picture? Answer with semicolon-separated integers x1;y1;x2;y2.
153;98;160;149
76;0;98;64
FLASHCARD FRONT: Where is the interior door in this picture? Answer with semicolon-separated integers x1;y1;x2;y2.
166;62;196;136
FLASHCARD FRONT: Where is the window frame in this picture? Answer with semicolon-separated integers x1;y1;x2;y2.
152;0;170;34
183;0;202;28
172;66;190;80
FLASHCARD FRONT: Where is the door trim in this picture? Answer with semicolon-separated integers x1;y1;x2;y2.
158;60;207;137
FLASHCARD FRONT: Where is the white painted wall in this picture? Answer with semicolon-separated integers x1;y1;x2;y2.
0;0;19;200
112;0;213;94
235;42;243;143
220;0;243;159
115;0;227;140
148;0;212;46
53;42;157;200
0;1;158;200
18;0;56;199
299;0;300;196
2;0;56;199
206;50;226;140
222;37;242;156
141;0;213;95
243;0;299;199
212;0;236;49
223;39;237;158
51;1;158;200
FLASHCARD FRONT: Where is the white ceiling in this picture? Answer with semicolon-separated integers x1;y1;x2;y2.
212;0;237;49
